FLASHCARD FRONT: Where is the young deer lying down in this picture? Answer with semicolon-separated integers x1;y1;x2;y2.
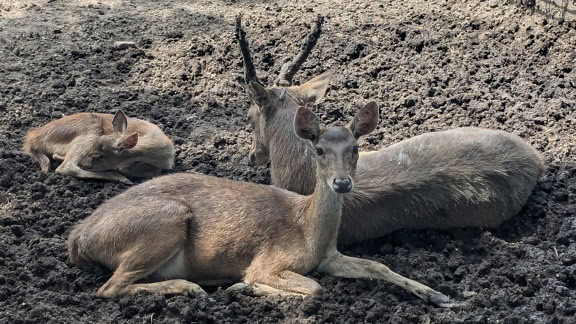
68;103;457;307
236;16;546;246
23;110;175;185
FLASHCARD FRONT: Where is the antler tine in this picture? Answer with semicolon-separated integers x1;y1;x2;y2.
236;14;261;86
276;15;324;87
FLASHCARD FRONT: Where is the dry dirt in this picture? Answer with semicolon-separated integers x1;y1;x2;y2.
1;0;576;323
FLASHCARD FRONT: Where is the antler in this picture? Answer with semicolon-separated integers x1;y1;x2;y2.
235;15;261;86
276;15;324;87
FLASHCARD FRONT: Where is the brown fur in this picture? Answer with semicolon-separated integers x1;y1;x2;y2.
67;105;457;307
22;110;175;184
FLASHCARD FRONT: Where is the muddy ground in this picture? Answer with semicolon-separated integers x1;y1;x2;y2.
1;0;575;323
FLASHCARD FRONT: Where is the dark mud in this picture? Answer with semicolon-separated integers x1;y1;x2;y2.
1;0;575;323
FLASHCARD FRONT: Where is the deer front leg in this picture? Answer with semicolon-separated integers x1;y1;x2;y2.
52;153;65;161
318;253;460;308
227;270;323;297
227;282;305;297
56;158;133;185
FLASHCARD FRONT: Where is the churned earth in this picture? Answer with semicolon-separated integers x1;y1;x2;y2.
1;0;575;323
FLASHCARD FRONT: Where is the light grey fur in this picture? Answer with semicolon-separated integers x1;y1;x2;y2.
245;73;546;246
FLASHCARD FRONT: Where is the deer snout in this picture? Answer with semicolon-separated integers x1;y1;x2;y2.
248;148;269;167
332;177;352;193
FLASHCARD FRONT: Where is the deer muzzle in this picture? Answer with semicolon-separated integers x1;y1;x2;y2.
332;177;352;193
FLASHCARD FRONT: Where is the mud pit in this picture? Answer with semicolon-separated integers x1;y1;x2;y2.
1;0;576;323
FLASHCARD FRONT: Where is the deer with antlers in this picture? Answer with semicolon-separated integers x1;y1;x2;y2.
236;15;546;246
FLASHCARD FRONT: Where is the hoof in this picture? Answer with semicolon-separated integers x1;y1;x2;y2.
425;290;464;308
225;282;304;297
171;279;207;296
226;282;250;293
225;282;264;296
118;176;134;185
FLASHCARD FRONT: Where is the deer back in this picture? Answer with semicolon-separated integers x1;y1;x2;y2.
338;127;546;244
23;113;106;157
68;172;313;275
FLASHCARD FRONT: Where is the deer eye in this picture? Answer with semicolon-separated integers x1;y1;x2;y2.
315;147;324;156
352;146;359;154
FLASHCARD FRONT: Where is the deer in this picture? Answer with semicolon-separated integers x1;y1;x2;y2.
67;103;459;308
236;15;546;246
22;110;175;185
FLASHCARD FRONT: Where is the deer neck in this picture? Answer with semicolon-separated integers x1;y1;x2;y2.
300;176;343;253
269;125;317;195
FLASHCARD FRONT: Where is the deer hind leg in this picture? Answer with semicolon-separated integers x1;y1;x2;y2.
95;200;204;298
98;268;206;298
98;247;206;298
124;279;206;296
228;270;322;297
117;161;162;178
29;151;51;172
318;253;462;308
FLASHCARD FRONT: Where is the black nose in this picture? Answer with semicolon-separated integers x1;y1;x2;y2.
332;177;352;193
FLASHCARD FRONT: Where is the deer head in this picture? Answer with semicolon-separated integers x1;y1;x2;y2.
294;102;379;193
78;110;139;171
236;15;334;167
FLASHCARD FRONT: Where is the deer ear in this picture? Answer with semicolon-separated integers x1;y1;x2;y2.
115;132;139;150
112;110;128;134
296;70;334;104
348;101;379;139
247;81;274;114
294;106;320;143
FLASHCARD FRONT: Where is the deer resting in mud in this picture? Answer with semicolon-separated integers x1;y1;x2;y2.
68;103;457;307
23;110;175;185
236;16;546;246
